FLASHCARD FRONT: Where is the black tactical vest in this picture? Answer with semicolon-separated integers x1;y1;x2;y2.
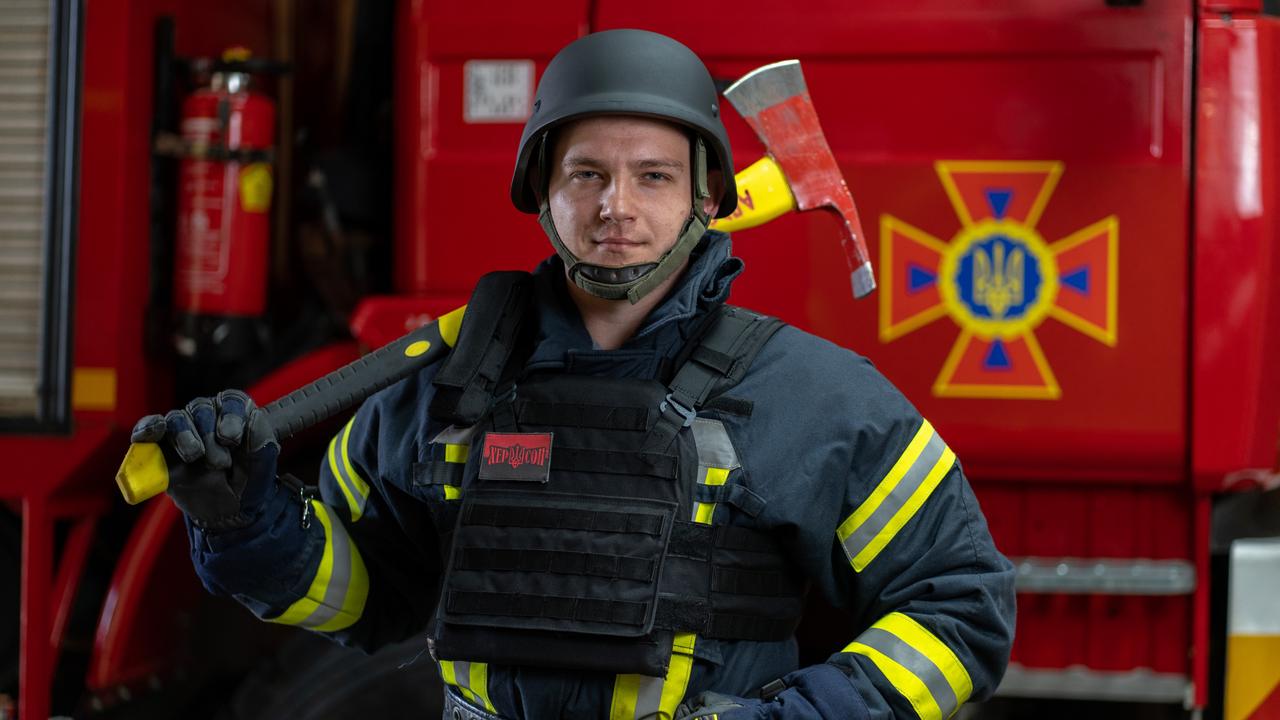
426;272;806;676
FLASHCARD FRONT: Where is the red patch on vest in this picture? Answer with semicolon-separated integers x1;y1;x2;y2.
479;432;553;482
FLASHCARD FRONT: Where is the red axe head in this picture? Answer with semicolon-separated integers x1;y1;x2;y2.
724;60;875;299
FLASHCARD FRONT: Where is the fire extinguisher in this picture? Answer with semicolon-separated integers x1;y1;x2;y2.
172;47;283;385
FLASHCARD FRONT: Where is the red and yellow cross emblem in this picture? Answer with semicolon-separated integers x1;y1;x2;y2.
879;161;1118;399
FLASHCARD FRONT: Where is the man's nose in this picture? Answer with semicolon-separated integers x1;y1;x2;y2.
599;178;636;223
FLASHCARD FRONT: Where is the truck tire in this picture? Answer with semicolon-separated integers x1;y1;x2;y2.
217;630;443;720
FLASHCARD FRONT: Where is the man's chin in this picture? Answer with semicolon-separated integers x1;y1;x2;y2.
579;252;656;269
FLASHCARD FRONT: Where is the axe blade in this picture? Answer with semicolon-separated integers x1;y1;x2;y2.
724;60;875;299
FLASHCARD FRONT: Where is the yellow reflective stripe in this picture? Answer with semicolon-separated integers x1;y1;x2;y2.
876;613;973;708
847;641;943;720
339;419;371;511
609;673;642;720
269;502;369;632
442;443;467;499
844;613;973;720
838;421;933;538
659;632;697;714
610;633;697;719
438;661;479;705
327;434;361;520
440;660;495;712
444;443;469;463
837;420;958;571
469;662;496;712
852;446;955;570
693;466;730;525
442;661;478;702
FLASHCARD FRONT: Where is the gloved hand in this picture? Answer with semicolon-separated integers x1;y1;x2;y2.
130;389;279;531
675;691;761;719
676;664;870;720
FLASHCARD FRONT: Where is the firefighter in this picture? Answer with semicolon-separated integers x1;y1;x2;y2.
132;30;1016;720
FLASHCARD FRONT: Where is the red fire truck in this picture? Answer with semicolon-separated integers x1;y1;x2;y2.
2;0;1278;718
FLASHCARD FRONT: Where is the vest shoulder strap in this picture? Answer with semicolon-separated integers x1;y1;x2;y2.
429;271;535;427
652;305;784;441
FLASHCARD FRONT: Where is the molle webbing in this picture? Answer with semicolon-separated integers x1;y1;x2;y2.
444;515;804;643
515;399;653;431
447;592;650;627
455;547;659;583
430;272;535;427
462;501;666;536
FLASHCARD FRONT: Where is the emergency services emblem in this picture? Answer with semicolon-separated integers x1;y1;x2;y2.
879;161;1117;399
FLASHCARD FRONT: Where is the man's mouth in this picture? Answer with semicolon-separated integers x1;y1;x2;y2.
594;236;642;248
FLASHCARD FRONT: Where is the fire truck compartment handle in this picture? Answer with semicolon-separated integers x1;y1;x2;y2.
115;305;467;505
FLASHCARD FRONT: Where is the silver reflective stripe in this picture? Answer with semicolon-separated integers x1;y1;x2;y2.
690;418;739;521
298;504;355;629
454;661;475;694
691;418;739;470
841;430;947;563
859;626;959;717
632;676;664;719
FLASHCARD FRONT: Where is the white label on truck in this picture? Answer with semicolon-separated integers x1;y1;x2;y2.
464;60;535;123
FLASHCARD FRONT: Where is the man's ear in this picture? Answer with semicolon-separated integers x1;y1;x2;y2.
702;168;725;218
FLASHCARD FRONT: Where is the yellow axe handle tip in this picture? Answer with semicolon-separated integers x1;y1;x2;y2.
116;442;170;505
710;156;796;234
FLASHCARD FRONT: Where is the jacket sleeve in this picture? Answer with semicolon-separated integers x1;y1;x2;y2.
819;415;1015;720
733;333;1016;720
187;368;445;654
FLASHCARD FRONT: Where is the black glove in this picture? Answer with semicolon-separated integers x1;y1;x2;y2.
130;389;279;531
676;691;760;719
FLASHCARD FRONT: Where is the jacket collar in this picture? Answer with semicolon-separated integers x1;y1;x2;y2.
525;230;744;374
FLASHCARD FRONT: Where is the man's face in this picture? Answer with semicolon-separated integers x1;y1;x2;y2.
546;116;715;269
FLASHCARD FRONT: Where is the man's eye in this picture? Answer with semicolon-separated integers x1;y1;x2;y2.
573;170;600;180
644;172;671;182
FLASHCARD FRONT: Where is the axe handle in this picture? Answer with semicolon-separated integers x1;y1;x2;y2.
709;157;796;234
114;306;467;505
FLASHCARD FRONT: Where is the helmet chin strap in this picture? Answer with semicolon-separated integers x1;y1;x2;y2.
537;134;712;305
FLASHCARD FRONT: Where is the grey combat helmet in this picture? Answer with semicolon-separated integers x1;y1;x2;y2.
509;29;736;304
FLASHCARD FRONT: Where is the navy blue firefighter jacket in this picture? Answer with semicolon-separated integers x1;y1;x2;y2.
188;231;1016;720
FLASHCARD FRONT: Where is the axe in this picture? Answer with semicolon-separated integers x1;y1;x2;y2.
710;60;876;299
115;307;467;504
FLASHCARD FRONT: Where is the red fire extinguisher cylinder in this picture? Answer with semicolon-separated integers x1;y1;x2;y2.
173;65;276;362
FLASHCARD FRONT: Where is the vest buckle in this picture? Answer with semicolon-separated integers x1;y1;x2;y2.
659;393;697;428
